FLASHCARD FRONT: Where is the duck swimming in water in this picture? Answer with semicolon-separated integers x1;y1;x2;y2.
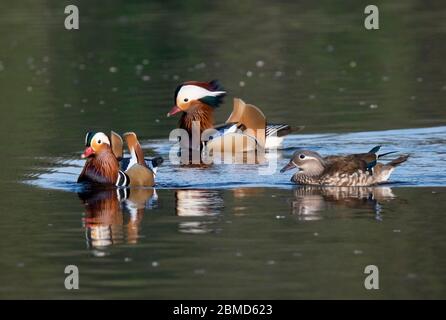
78;131;162;187
280;146;409;186
167;80;292;152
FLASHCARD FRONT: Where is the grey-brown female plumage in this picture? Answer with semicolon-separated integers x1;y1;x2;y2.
280;146;409;187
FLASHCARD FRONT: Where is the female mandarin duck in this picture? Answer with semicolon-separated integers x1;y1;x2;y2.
280;146;409;186
167;80;292;152
77;131;162;187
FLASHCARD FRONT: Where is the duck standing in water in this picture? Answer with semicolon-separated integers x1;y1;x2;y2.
167;80;292;152
280;146;409;186
78;131;162;187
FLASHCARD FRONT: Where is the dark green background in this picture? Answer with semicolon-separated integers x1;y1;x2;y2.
0;1;445;299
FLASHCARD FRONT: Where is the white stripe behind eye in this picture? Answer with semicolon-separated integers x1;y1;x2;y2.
301;155;318;161
177;85;225;104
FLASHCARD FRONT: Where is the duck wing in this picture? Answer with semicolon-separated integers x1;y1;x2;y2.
351;145;384;171
323;146;383;175
110;131;123;160
266;124;292;137
323;156;369;175
214;122;238;133
352;153;378;170
120;157;163;172
205;123;239;143
123;132;146;168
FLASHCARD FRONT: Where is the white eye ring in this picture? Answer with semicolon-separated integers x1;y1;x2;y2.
299;154;305;159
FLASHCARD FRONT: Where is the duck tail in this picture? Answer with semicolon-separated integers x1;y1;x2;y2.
372;154;409;184
146;156;164;174
123;132;147;168
365;147;398;173
150;156;164;168
387;154;410;167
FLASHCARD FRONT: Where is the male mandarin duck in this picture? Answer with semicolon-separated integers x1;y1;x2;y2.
167;80;292;152
77;131;162;187
280;146;409;186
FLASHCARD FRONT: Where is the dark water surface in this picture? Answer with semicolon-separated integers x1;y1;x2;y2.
1;1;446;299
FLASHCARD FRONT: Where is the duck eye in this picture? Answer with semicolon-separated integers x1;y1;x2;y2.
299;154;305;159
184;98;189;102
97;140;102;144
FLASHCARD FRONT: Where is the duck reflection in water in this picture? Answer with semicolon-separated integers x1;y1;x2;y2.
175;146;268;166
174;189;224;234
78;187;158;248
290;186;396;221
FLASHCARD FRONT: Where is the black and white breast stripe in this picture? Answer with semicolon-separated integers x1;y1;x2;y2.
266;124;289;137
116;187;129;201
116;170;130;187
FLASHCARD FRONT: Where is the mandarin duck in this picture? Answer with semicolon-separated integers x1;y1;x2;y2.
167;80;292;152
77;131;162;187
280;146;409;186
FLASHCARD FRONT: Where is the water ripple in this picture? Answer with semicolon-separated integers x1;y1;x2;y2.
25;126;446;192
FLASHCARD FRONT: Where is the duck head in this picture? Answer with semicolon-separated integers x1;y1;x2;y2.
167;80;226;117
82;132;112;158
280;150;326;176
